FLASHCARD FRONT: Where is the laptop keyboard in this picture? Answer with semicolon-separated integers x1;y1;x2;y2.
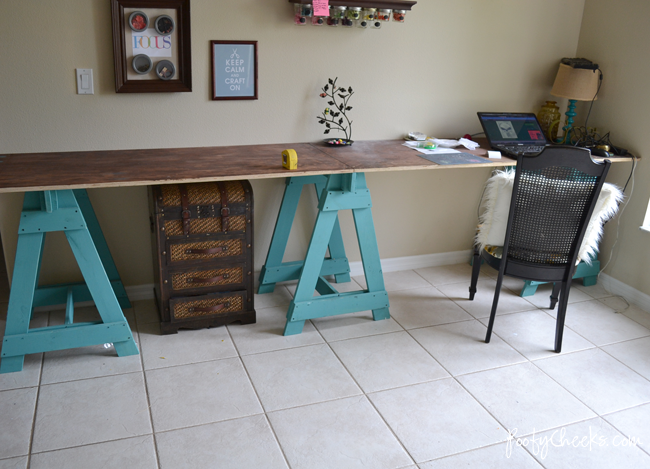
495;144;546;157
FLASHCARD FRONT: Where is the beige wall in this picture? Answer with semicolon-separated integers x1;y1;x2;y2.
0;0;587;287
576;0;650;296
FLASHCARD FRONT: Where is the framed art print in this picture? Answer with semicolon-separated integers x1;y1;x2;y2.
211;41;258;100
111;0;192;93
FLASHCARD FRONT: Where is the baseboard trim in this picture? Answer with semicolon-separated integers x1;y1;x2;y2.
599;273;650;312
347;250;473;277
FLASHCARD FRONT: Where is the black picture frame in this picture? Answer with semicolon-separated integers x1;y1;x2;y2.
210;41;258;101
111;0;192;93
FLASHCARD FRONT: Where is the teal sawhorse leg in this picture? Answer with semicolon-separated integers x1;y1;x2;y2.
258;175;352;294
259;173;389;336
0;190;138;373
520;254;600;298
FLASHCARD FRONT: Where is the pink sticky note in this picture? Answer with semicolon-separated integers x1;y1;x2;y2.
313;0;330;16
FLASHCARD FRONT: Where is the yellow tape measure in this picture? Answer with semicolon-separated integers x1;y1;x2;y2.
282;149;298;170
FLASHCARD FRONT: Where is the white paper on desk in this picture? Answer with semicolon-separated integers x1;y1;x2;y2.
416;148;461;155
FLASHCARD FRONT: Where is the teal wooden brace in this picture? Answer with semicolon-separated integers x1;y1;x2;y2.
314;180;351;284
0;190;138;373
283;173;390;335
65;288;74;325
258;176;351;294
73;189;131;309
519;255;601;297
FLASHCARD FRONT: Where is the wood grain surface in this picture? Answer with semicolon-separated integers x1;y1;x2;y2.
1;139;626;194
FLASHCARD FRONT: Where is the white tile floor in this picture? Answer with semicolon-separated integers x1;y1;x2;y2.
1;263;650;468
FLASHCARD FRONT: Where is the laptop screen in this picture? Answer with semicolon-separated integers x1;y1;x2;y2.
478;113;548;146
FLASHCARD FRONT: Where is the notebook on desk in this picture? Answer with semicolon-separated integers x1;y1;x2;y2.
478;112;548;158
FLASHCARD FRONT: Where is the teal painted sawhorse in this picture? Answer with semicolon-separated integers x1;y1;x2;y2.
258;173;390;335
520;255;599;297
1;189;138;373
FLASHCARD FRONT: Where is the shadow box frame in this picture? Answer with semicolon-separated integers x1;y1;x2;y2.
210;40;258;101
111;0;192;93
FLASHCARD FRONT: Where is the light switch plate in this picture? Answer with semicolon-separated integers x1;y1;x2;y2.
76;68;94;95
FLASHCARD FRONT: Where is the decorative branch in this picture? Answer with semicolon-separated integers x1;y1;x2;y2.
316;77;354;141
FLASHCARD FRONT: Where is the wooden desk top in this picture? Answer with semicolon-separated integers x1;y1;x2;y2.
1;139;627;194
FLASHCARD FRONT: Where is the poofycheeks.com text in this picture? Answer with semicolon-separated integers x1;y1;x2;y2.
506;427;641;459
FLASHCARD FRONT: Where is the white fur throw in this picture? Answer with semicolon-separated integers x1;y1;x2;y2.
476;170;624;265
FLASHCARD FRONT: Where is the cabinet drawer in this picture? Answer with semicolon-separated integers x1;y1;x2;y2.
169;291;246;322
169;266;243;293
167;238;243;265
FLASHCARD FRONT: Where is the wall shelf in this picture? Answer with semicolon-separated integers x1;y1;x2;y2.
288;0;417;11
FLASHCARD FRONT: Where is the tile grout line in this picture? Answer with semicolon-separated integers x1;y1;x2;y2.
133;303;163;469
25;311;49;469
225;313;295;469
322;332;419;467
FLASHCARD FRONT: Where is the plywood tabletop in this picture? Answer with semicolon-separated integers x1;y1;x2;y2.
311;139;515;172
0;139;628;193
0;143;352;193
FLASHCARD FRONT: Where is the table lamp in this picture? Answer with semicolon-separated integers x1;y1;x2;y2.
550;62;600;143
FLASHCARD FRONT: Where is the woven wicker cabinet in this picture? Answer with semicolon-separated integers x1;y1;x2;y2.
149;181;255;334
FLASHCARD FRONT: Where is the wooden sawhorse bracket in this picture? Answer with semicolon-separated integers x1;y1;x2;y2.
258;173;390;336
520;256;600;297
0;189;138;373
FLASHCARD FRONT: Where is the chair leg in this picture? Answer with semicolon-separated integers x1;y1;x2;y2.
549;282;561;310
554;282;571;353
484;271;504;343
469;246;481;301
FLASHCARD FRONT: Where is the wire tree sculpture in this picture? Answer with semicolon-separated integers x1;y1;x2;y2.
316;77;354;142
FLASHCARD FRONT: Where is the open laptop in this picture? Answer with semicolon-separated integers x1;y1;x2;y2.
477;112;548;158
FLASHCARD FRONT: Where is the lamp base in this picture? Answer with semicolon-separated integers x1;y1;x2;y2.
554;99;577;144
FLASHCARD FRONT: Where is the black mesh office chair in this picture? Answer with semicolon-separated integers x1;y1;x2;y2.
469;146;611;353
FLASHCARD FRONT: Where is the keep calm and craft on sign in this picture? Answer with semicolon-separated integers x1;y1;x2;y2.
212;42;257;99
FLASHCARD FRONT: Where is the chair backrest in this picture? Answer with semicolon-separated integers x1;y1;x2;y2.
502;146;610;275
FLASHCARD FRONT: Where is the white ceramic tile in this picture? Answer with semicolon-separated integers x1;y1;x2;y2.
436;279;537;319
133;299;160;325
138;320;237;370
312;310;403;342
535;348;650;415
414;263;474;287
0;457;27;469
529;418;650;468
602;402;650;453
30;435;157;469
522;283;593;309
227;306;323;356
254;284;293;309
0;388;37;459
268;395;413;469
458;362;596;436
369;379;507;462
353;270;431;292
388;286;473;330
600;297;650;329
551;300;650;346
602;336;650;380
419;442;543;468
32;373;151;453
242;344;360;411
156;415;288;469
0;314;46;391
145;357;262;432
478;309;595;360
330;332;449;392
41;340;143;385
572;279;614;299
409;320;526;376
